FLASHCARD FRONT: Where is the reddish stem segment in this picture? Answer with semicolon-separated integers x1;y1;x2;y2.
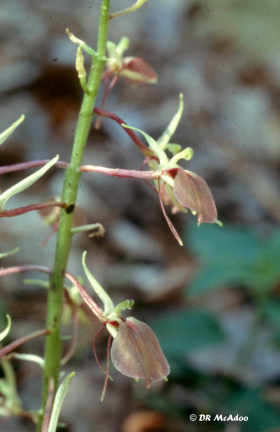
158;180;183;246
92;322;108;375
63;271;104;321
0;160;68;175
0;265;103;321
80;165;162;180
94;76;119;130
42;378;55;432
0;201;68;218
101;334;112;401
0;265;52;278
0;328;50;358
93;107;155;158
61;311;79;366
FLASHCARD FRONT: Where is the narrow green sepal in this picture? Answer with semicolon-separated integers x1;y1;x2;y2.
117;37;130;55
0;315;12;342
0;115;25;146
82;251;114;315
11;353;44;368
0;155;59;212
122;124;168;166
158;93;184;150
0;247;20;259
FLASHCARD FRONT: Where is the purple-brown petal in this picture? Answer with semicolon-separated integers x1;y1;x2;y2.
121;57;157;84
111;317;170;388
173;166;217;225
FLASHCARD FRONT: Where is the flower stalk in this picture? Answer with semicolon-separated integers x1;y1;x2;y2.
37;0;111;429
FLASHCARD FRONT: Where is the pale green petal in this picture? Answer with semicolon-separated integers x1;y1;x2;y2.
106;41;121;66
165;143;182;155
114;299;134;317
0;247;20;259
158;94;184;149
0;315;12;342
116;37;130;56
0;155;59;211
0;115;25;146
47;372;75;432
82;251;114;315
169;147;194;165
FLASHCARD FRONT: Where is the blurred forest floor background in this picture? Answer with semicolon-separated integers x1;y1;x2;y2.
1;1;280;431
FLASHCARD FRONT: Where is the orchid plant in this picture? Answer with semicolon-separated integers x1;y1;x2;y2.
0;1;219;430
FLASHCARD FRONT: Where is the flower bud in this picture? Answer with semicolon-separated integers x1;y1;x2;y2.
76;47;86;80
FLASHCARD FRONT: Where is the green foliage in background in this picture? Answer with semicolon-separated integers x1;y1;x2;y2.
184;223;280;299
147;222;280;432
151;309;224;358
197;0;280;61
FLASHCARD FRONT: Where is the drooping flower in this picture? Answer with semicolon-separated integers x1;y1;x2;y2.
111;317;169;389
94;37;157;129
90;95;221;245
104;38;157;85
65;252;170;399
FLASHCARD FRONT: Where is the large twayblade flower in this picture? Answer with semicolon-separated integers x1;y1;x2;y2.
65;252;170;400
89;95;221;245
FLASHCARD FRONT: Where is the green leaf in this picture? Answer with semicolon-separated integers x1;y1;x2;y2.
185;222;262;265
185;223;264;297
225;387;280;432
0;315;12;342
0;115;24;146
262;299;280;341
150;310;224;358
188;263;254;297
0;155;59;211
47;372;75;432
251;229;280;292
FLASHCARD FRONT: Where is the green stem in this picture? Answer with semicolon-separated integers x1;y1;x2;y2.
37;1;110;429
